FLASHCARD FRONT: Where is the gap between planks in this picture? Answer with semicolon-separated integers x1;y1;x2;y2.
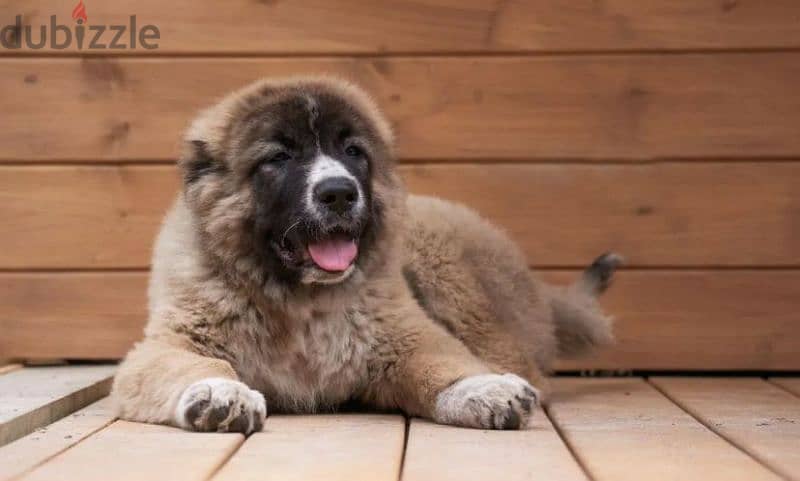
650;377;800;481
769;378;800;399
0;397;116;481
5;376;799;481
548;377;785;481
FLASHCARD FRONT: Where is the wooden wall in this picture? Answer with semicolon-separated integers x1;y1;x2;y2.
1;0;798;370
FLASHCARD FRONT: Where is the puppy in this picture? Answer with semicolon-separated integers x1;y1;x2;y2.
111;76;620;432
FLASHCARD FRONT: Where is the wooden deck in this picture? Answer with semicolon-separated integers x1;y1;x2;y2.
1;366;799;481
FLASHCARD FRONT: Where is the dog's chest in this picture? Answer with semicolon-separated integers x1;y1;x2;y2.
233;308;374;411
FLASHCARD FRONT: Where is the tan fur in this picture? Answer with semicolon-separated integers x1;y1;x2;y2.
112;76;615;431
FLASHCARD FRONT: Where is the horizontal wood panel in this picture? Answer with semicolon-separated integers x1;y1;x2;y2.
2;54;800;161
3;1;800;54
0;166;178;269
2;163;798;269
548;378;783;481
0;273;148;359
2;270;798;370
550;270;800;371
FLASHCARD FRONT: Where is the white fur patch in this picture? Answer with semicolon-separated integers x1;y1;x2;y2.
305;154;364;218
434;373;539;429
175;377;266;432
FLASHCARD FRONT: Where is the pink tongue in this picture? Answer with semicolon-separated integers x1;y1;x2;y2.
307;238;358;272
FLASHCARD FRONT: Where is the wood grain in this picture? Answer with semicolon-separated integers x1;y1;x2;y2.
0;273;147;360
0;365;115;446
2;270;798;369
1;54;799;161
20;421;243;481
3;0;800;54
548;378;783;481
213;415;405;481
2;162;798;269
0;166;177;269
402;413;587;481
651;378;800;481
551;270;800;371
0;397;114;481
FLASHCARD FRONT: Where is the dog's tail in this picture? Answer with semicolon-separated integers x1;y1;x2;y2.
550;252;623;358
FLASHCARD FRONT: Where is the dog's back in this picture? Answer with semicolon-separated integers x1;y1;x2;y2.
402;195;618;393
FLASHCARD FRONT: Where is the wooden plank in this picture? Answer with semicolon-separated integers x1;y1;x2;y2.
2;270;799;371
212;415;404;481
20;420;243;481
0;364;22;376
2;162;799;269
0;272;147;359
770;378;800;398
552;270;800;371
1;54;799;161
3;0;800;54
0;365;114;446
405;163;800;267
651;377;800;481
0;167;177;269
548;378;783;481
0;397;114;481
402;412;587;481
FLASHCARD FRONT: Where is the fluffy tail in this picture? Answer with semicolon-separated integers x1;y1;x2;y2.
550;253;623;358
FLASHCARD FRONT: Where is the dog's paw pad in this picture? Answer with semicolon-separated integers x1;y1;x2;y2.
176;378;266;434
434;373;539;430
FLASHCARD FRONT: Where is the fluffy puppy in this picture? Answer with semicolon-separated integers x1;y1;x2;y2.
112;76;619;432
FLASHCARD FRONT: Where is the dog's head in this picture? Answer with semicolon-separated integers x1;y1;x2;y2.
179;77;402;291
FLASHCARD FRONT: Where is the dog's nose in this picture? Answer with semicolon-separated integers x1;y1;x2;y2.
314;177;358;215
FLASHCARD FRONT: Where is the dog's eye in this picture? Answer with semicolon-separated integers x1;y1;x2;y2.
271;151;291;163
344;145;363;158
258;151;291;169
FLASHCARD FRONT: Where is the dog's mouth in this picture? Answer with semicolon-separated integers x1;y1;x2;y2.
307;231;358;272
272;226;360;275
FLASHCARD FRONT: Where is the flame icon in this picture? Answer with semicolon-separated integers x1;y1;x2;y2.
71;0;88;24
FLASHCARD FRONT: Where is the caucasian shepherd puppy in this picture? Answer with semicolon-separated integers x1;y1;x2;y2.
112;77;620;432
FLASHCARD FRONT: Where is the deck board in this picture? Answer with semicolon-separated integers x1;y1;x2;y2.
19;421;243;481
0;365;22;376
213;414;404;481
3;374;797;480
402;411;587;481
651;377;800;481
770;378;800;398
0;366;115;446
0;398;114;481
547;378;782;481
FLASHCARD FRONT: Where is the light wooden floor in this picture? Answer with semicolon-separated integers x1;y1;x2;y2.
1;365;799;481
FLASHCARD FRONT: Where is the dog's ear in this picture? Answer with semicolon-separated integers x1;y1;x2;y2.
181;140;227;185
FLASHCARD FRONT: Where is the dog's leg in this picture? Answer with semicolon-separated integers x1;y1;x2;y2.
363;298;540;430
112;340;266;434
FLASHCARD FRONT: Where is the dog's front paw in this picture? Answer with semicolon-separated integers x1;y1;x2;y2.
434;373;539;430
175;378;266;434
